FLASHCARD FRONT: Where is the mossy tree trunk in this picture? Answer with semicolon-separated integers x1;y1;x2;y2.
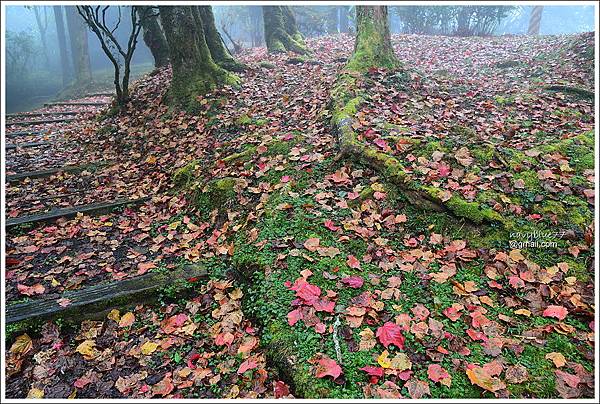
262;6;309;54
65;6;92;87
346;6;399;71
159;6;237;110
192;6;244;72
138;6;169;68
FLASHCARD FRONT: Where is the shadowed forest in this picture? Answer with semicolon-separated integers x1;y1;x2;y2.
3;2;597;401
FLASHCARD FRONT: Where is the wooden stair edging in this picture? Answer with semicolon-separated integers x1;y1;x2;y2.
7;117;76;127
44;101;108;107
6;141;50;150
6;264;209;326
7;111;81;118
5;162;110;184
5;197;150;229
5;130;48;138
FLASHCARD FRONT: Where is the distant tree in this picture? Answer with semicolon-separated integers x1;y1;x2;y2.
6;31;36;79
137;6;169;68
262;6;309;54
26;6;50;66
248;6;264;47
395;6;514;36
527;6;543;35
347;6;399;71
65;6;92;88
77;5;145;106
339;6;351;33
159;6;238;109
53;6;71;86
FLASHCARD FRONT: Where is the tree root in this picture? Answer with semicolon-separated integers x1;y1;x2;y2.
329;73;506;226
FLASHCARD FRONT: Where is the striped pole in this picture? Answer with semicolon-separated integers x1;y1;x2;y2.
527;6;543;35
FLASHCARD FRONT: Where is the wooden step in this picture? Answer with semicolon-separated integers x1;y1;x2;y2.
85;92;114;97
5;130;47;138
7;111;81;118
5;162;108;184
5;197;150;229
6;141;50;150
44;101;108;107
6;264;209;326
7;117;76;126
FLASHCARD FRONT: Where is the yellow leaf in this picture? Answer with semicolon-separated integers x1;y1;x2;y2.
10;334;32;355
76;340;97;359
466;366;506;392
51;278;61;287
377;350;391;369
545;352;566;368
514;309;531;317
108;309;121;322
145;155;157;164
27;388;44;398
141;341;159;355
390;352;412;371
119;312;135;328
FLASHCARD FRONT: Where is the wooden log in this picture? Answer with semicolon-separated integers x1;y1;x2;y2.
5;162;108;184
7;111;81;118
5;130;47;138
44;101;108;107
6;141;50;150
6;264;209;326
7;117;76;127
5;197;150;229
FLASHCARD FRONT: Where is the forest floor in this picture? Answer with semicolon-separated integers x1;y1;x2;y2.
4;33;595;399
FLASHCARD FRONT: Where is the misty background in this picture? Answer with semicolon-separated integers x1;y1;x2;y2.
4;5;595;113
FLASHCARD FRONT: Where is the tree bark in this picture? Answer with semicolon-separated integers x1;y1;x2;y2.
159;6;236;110
53;6;71;86
65;6;92;86
346;6;399;71
138;6;169;68
527;6;543;35
193;6;244;72
262;6;309;54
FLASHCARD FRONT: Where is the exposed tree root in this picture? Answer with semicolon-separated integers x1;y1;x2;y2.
329;72;506;226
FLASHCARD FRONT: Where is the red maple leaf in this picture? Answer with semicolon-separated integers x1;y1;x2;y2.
315;356;342;380
341;276;364;288
376;322;405;349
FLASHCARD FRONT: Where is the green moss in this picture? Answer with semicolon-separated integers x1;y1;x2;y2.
445;195;504;224
222;145;257;164
195;177;238;214
259;61;276;69
235;114;253;126
471;146;495;166
173;160;199;187
513;170;541;190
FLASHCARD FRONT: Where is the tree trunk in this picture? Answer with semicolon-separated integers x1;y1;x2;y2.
65;6;92;86
53;6;71;86
527;6;543;35
339;6;350;33
138;6;169;68
346;6;399;71
262;6;309;54
193;6;244;72
159;6;237;110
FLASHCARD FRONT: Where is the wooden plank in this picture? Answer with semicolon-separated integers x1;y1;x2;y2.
6;141;50;150
86;92;114;97
5;197;150;229
7;111;81;118
5;162;107;184
7;117;76;127
5;130;47;138
6;264;209;325
44;101;107;107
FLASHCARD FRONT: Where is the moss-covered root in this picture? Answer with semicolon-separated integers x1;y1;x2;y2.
330;73;506;226
346;6;400;71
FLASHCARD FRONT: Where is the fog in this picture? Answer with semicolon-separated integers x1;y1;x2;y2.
4;5;595;113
